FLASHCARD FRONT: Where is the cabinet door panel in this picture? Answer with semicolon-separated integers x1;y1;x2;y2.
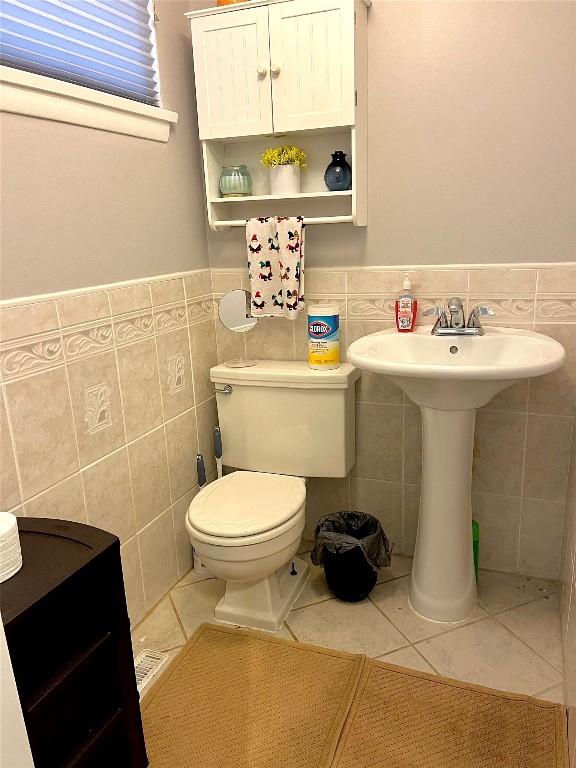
191;8;273;139
269;0;355;133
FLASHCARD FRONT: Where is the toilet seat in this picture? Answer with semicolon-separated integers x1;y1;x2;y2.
185;470;308;630
187;472;306;543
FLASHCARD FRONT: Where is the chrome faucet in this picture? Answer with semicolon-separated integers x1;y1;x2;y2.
424;298;494;336
447;297;466;328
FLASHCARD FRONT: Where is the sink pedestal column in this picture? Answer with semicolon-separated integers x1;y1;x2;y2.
409;406;478;622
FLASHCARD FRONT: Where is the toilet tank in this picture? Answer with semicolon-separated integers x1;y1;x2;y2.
210;361;360;478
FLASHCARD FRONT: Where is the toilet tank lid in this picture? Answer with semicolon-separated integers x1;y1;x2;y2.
188;472;306;537
210;361;360;388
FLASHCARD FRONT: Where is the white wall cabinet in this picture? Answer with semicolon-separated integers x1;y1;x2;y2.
190;0;358;140
186;0;369;228
190;7;273;139
268;0;355;133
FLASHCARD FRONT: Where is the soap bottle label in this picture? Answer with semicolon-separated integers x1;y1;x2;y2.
396;297;417;332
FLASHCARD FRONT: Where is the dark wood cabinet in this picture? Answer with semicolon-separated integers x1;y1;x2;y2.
1;518;148;768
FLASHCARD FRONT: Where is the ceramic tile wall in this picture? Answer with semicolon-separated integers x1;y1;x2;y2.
0;269;217;627
213;264;576;580
2;263;574;630
562;420;576;764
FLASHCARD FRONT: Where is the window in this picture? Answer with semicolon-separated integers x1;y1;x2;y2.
0;1;177;141
0;0;160;105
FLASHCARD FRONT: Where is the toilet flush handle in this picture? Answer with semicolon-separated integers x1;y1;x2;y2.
196;454;206;488
215;384;233;396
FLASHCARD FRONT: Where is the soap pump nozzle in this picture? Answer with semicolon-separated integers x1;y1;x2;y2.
402;272;412;292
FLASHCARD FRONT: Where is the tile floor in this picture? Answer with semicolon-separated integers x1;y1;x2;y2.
131;540;564;704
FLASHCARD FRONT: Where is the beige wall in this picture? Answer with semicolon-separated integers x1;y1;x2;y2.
208;0;576;268
0;0;209;300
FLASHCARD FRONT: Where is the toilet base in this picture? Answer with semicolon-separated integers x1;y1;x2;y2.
215;556;309;632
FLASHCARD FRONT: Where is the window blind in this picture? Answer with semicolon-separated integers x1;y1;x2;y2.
0;0;161;106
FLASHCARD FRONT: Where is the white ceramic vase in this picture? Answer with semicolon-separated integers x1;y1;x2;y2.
269;165;300;195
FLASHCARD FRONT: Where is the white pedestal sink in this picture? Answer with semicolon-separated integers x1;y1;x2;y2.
348;327;565;622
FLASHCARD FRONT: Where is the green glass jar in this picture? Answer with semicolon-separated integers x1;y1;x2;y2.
219;165;252;197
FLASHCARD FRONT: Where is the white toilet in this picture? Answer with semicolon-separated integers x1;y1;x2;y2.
185;360;359;631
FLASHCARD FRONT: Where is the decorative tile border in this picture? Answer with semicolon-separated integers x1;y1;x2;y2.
62;321;114;361
347;296;443;321
2;263;575;323
0;332;63;381
467;297;535;324
153;303;187;335
187;297;216;326
210;265;576;329
347;296;395;320
113;311;155;346
536;297;576;322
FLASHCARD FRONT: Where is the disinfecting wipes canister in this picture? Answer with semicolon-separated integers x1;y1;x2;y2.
308;304;340;370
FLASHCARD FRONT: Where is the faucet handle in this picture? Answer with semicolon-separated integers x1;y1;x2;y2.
423;305;448;328
467;305;495;328
423;306;441;316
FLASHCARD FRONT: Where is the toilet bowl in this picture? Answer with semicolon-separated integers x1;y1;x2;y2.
186;471;308;631
186;360;359;632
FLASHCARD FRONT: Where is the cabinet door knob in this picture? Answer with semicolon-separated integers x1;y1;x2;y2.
270;64;281;76
257;66;267;77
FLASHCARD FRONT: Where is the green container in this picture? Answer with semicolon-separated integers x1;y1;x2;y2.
472;519;480;581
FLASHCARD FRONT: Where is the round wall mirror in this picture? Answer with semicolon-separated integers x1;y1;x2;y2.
217;289;257;368
218;289;258;333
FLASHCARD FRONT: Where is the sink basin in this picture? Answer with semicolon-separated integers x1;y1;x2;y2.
347;326;565;623
348;326;565;410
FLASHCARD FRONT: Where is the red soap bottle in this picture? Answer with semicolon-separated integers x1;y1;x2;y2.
395;272;417;332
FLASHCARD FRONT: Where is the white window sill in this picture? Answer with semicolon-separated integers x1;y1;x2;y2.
0;66;178;143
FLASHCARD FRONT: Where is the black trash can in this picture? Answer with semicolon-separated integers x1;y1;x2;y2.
311;512;392;602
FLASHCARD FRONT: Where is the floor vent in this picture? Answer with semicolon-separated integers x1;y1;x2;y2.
134;649;170;695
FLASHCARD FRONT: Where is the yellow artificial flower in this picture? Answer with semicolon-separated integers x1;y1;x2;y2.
260;145;308;169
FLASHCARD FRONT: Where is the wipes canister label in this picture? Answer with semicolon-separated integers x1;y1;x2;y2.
308;313;340;369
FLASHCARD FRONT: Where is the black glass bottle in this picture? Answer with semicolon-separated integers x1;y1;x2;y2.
324;151;352;191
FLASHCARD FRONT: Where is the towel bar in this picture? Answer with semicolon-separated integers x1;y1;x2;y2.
211;215;354;230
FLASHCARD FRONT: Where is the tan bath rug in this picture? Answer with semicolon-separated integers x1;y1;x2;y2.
332;656;568;768
141;623;365;768
141;623;567;768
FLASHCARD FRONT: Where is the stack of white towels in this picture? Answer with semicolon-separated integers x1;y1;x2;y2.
0;513;22;584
